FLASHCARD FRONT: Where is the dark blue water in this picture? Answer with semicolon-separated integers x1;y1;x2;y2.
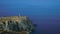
30;24;60;34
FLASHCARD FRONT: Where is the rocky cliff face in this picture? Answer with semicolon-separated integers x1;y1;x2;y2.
0;16;34;33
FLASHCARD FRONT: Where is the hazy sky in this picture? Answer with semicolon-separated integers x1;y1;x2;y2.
0;0;60;23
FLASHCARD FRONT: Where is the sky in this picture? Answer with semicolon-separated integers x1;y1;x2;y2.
0;0;60;34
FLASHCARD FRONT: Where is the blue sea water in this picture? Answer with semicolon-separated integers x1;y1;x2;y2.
29;24;60;34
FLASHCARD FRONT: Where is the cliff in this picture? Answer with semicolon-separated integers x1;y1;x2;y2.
0;16;34;34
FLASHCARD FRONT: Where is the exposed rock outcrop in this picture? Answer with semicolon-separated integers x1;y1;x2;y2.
0;16;35;34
